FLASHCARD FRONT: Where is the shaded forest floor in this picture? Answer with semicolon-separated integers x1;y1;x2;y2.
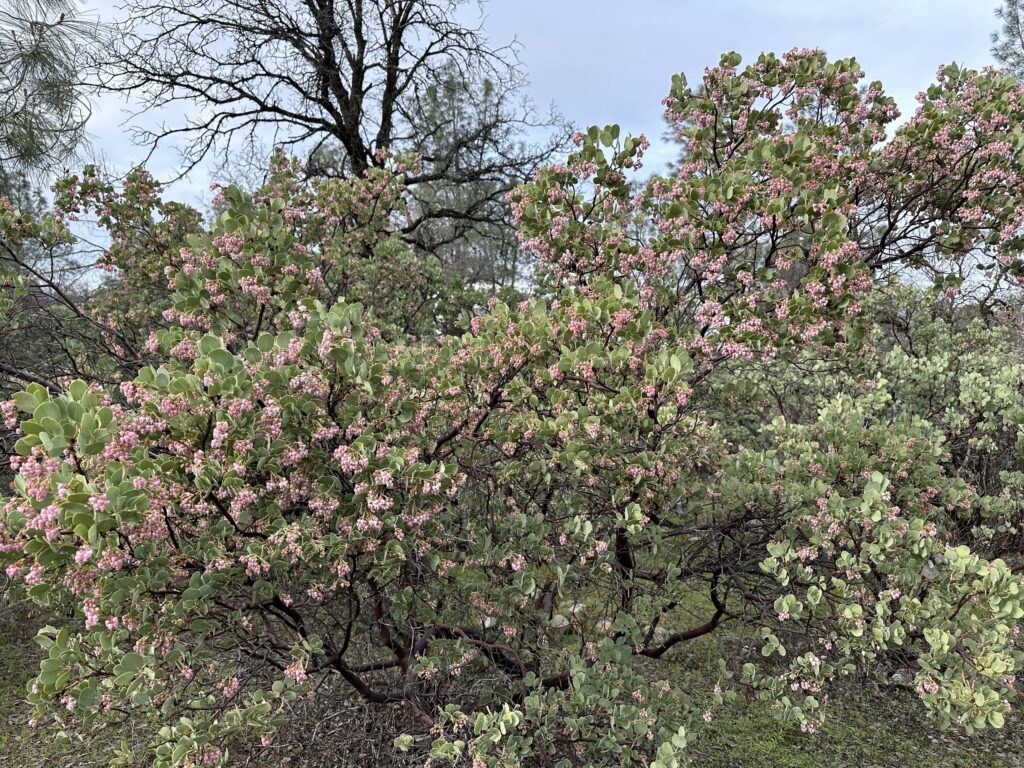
0;598;108;767
2;595;1022;767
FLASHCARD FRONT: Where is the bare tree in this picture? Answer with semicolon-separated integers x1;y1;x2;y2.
100;0;570;284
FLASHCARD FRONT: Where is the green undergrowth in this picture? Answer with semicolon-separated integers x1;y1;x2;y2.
1;594;1022;767
672;630;1024;768
0;595;67;766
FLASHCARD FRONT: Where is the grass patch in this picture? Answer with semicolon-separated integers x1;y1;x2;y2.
667;632;1024;768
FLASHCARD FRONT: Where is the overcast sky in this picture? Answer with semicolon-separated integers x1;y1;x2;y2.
81;0;1003;205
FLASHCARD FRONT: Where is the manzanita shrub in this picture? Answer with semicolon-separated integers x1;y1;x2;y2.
2;49;1024;767
52;150;465;364
709;283;1024;563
